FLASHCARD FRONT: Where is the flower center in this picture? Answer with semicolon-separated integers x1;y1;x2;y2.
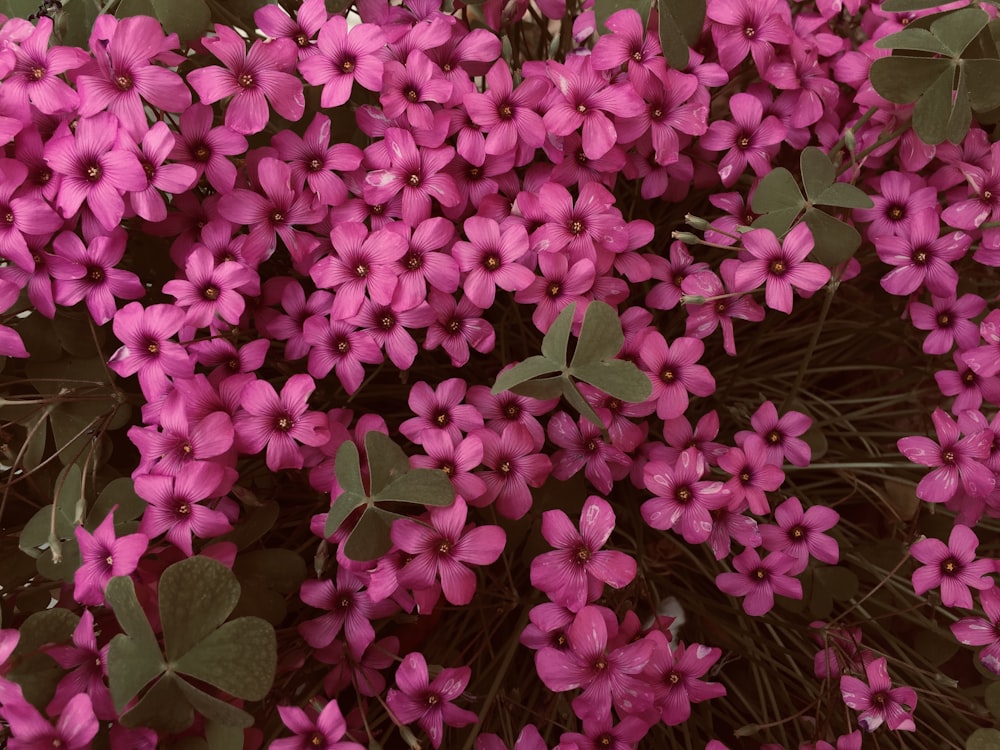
569;220;584;235
661;368;675;382
182;442;194;454
446;319;462;333
546;282;561;297
203;286;220;300
888;205;904;220
270;210;285;224
371;203;385;215
276;416;293;431
238;73;254;88
676;487;692;503
594;658;607;670
754;568;767;581
435;411;449;426
294;32;309;47
632;49;644;62
651;107;664;120
504;403;520;418
147;342;159;354
193;145;211;162
177;503;191;515
85;164;102;182
105;554;114;566
984;190;994;201
380;314;394;330
309;733;323;747
744;26;756;38
30;66;45;81
738;135;751;148
499;104;513;118
499;460;512;473
405;252;422;270
437;540;451;554
441;463;453;475
739;470;751;483
769;260;787;275
142;161;155;181
942;557;958;575
668;671;681;684
336;340;350;354
790;526;805;540
88;266;103;281
937;313;950;326
942;449;956;463
483;253;501;270
341;59;355;73
355;263;369;278
576;547;591;563
767;430;781;444
308;157;323;171
405;88;419;102
963;370;976;384
407;173;421;187
426;693;439;705
115;74;133;91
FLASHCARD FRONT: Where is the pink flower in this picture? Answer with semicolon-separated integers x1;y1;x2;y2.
452;216;534;309
411;431;487;503
700;92;785;186
386;652;478;749
387;218;460;309
256;0;327;56
363;127;460;226
135;461;233;556
423;291;495;367
51;228;145;325
188;25;304;135
951;586;1000;674
898;408;994;504
908;292;985;355
476;424;553;519
380;50;453;130
309;223;408;321
273;699;365;750
108;302;194;400
391;496;506;606
73;509;148;607
162;245;256;329
463;59;549;156
642;447;729;544
168;103;248;193
0;158;62;271
639;331;716;420
125;121;198;222
302;315;383;394
718;435;785;515
44;112;148;231
759;496;839;574
45;610;115;720
477;725;547;750
548;411;631;496
534;605;655;717
557;714;648;750
272;113;362;207
910;524;994;609
298;15;385;107
75;15;191;139
682;259;766;356
0;686;98;750
707;0;793;71
736;400;813;467
531;495;637;612
735;223;830;314
234;374;330;471
515;252;595;333
642;631;727;725
349;298;436;370
960;309;1000;378
400;379;484;446
0;16;87;115
716;548;803;616
299;567;377;652
541;55;644;160
525;181;626;263
839;657;917;732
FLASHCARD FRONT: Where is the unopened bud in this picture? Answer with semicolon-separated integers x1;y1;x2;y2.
681;294;707;305
844;129;856;155
685;214;712;230
671;231;700;245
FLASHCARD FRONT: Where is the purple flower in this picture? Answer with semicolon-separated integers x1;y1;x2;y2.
272;113;362;207
256;0;327;57
273;699;365;750
188;25;304;135
591;8;665;88
856;171;938;241
0;686;98;750
475;424;552;519
736;400;813;467
364;127;460;226
162;245;255;329
386;652;478;749
960;309;1000;378
0;17;87;115
718;435;785;515
638;331;716;420
298;15;385;107
700;92;785;186
541;55;644;160
759;496;839;574
874;210;972;297
707;0;793;71
898;408;994;504
531;495;637;612
135;461;233;556
44;112;147;231
452;216;534;309
910;524;994;609
400;379;484;446
349;298;436;370
682;259;766;356
535;605;655;718
525;181;626;263
642;632;727;725
0;158;62;271
515;253;595;333
735;223;830;314
391;496;506;606
424;291;495;367
839;657;917;732
380;50;453;130
642;447;729;544
75;15;191;139
908;292;985;355
125;121;198;222
73;509;148;607
716;548;803;616
233;374;330;471
299;567;377;652
168;103;248;193
951;586;1000;674
557;714;648;750
463;59;549;156
411;431;487;503
108;302;194;400
548;411;631;496
45;610;115;720
51;228;144;326
302;315;383;394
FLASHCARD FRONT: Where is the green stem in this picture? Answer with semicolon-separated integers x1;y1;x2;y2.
780;279;837;412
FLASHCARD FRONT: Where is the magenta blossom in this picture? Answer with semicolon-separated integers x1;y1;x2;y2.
274;699;365;750
951;586;1000;675
0;158;62;271
476;424;553;519
51;228;145;326
298;15;385;107
386;652;478;749
188;24;304;135
639;331;716;420
642;447;729;544
716;547;802;616
391;496;506;606
108;302;193;400
233;374;330;471
736;400;813;467
642;631;727;725
734;223;831;314
759;496;839;574
898;408;994;504
700;92;785;186
910;524;994;609
73;509;148;607
0;685;98;750
531;495;637;612
45;610;115;720
840;657;917;732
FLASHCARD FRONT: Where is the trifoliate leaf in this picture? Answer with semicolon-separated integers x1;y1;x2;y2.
869;56;950;103
366;431;411;496
174;618;277;701
492;356;562;395
342;507;408;561
376;469;455;506
541;303;575;364
571;301;624;368
572;360;652;403
158;556;240;662
751;168;804;214
931;7;989;57
813;182;874;209
800;148;836;202
802;208;863;266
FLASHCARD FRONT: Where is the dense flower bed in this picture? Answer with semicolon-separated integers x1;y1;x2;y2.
0;0;999;747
